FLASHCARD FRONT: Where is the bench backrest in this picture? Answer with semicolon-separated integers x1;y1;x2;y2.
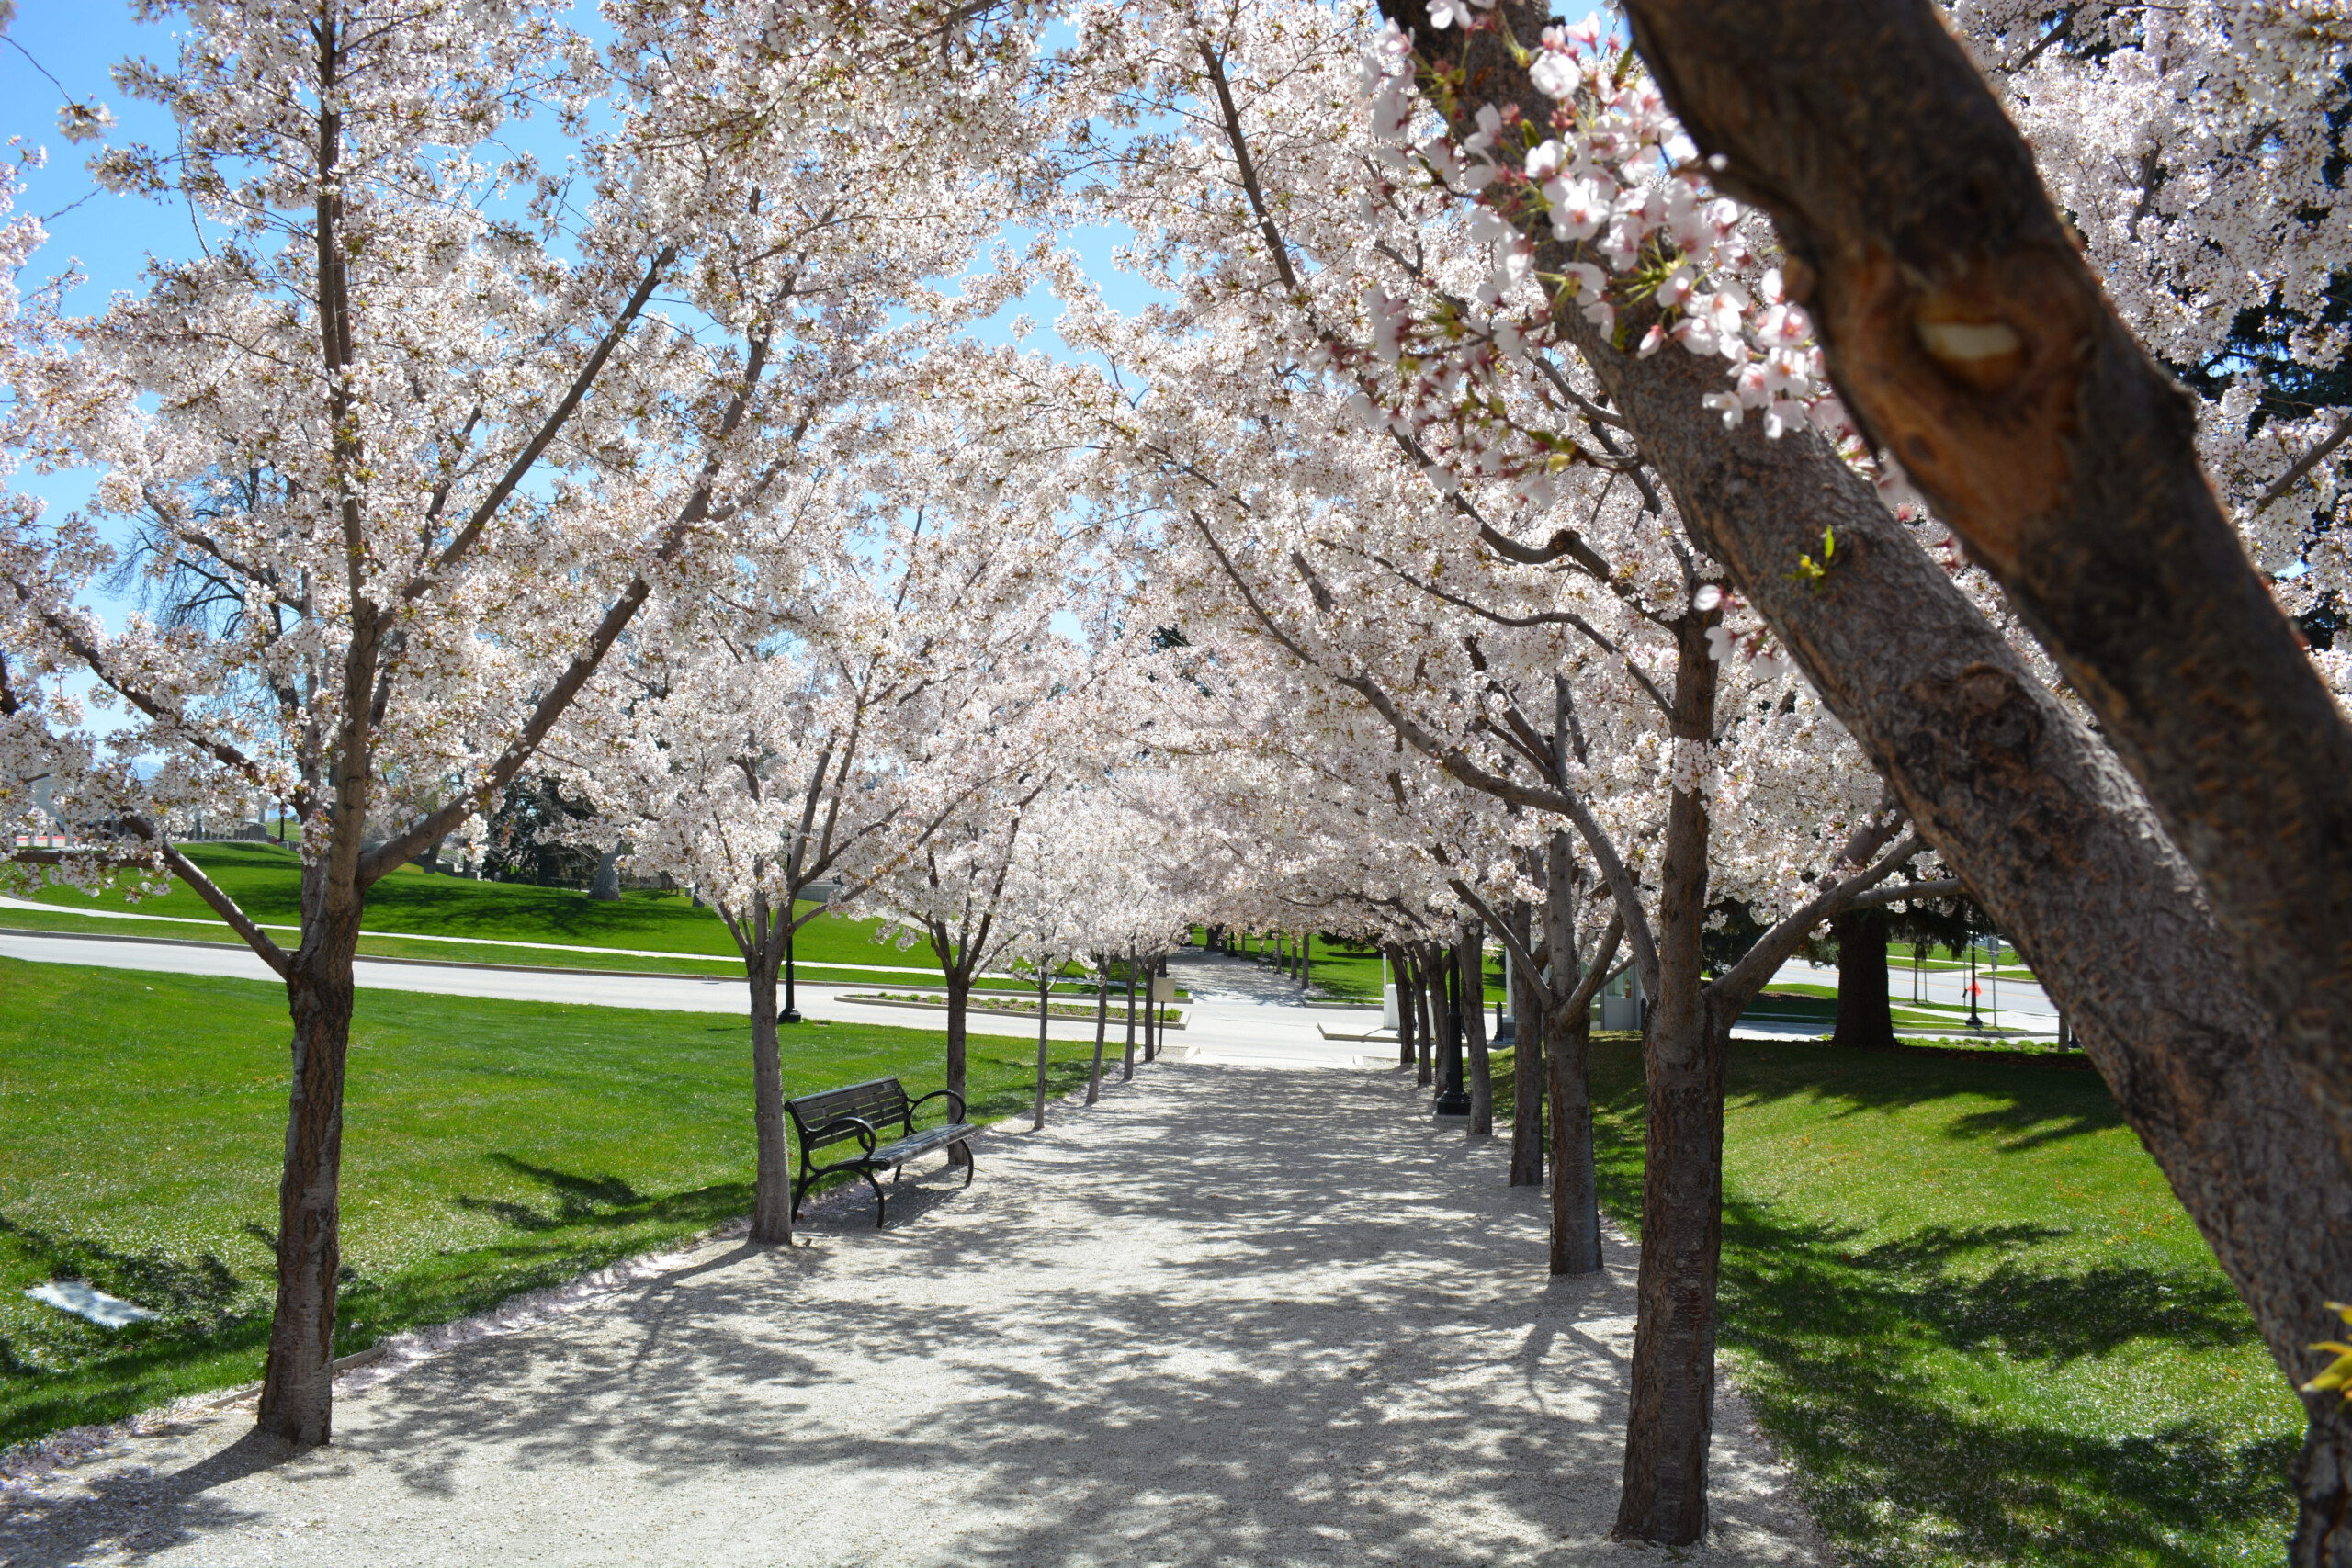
786;1077;913;1154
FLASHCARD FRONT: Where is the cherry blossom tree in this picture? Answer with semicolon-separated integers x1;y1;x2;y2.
0;0;1042;1446
1358;0;2352;1546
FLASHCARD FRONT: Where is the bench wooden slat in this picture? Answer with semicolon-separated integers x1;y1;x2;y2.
784;1076;974;1228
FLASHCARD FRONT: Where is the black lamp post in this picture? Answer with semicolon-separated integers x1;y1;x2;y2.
1965;937;1984;1030
782;908;802;1024
1435;942;1472;1116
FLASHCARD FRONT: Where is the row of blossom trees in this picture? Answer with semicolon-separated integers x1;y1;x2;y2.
5;0;2348;1558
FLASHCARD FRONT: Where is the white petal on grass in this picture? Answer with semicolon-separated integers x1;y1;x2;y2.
27;1280;160;1328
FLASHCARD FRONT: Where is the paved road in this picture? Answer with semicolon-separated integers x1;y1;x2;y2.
0;925;2060;1054
0;929;1395;1056
1766;955;2059;1039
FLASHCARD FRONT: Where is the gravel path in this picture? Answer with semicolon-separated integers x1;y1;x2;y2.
0;1066;1827;1566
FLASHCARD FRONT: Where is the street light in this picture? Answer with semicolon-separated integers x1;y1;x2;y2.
1965;936;1984;1030
782;908;802;1024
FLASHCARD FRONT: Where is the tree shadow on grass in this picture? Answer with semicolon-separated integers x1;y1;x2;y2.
1710;1200;2285;1562
0;1213;271;1451
1600;1035;2130;1156
1715;1197;2290;1561
452;1156;704;1235
1585;1041;2295;1563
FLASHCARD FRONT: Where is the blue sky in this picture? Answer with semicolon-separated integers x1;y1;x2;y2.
2;1;1167;645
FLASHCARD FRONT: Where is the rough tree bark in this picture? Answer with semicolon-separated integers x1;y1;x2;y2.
587;841;623;901
1462;923;1494;1136
1548;912;1623;1277
258;907;360;1447
1144;956;1159;1063
1829;908;1897;1051
742;906;793;1246
1123;946;1139;1081
1612;613;1724;1544
1390;944;1417;1070
925;915;982;1170
1505;899;1545;1186
1033;969;1053;1130
1088;953;1110;1105
1621;0;2352;1169
1368;6;2352;1552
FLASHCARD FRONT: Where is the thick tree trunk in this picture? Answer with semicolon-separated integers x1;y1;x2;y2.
1616;1004;1728;1546
1622;0;2352;1167
1033;974;1051;1130
1369;6;2352;1551
747;943;793;1245
1545;997;1604;1275
2299;1398;2352;1568
1507;901;1545;1186
255;919;361;1447
1829;908;1898;1050
1088;956;1109;1106
1614;615;1723;1546
588;841;623;901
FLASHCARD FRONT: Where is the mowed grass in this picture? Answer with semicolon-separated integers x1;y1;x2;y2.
0;957;1113;1451
1579;1035;2301;1567
3;843;1102;993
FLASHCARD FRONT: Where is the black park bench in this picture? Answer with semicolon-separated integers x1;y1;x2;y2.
785;1077;976;1228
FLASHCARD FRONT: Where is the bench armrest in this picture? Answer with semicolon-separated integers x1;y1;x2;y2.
908;1089;966;1127
803;1115;879;1158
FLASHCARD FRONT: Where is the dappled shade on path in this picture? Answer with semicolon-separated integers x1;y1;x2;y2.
0;1066;1824;1566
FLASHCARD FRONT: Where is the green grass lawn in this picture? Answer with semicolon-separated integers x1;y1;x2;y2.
2;843;1116;994
1197;931;1506;1005
0;956;1113;1451
1575;1034;2301;1567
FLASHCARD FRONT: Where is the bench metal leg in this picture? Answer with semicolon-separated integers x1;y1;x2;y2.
865;1168;888;1228
958;1142;975;1189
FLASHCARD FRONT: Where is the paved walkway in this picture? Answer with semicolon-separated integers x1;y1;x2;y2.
0;1066;1824;1566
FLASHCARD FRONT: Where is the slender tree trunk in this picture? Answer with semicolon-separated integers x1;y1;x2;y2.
1507;900;1545;1186
1033;971;1052;1131
1613;616;1724;1548
747;932;793;1245
1123;947;1138;1080
945;969;973;1168
1462;927;1493;1136
1144;956;1158;1062
1546;839;1611;1277
1088;954;1109;1105
1830;908;1898;1050
1416;945;1437;1089
1391;945;1417;1069
1301;932;1313;990
255;916;362;1447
